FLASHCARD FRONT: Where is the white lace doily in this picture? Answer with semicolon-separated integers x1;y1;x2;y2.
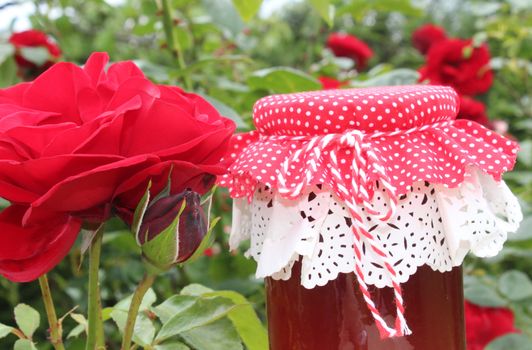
230;168;522;289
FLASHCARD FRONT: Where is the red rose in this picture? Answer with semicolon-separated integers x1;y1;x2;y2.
9;30;61;80
412;24;447;55
326;33;373;70
419;38;493;95
318;76;345;90
457;96;492;128
465;301;519;350
0;52;235;282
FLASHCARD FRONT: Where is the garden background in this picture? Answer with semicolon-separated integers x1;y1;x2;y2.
0;0;531;349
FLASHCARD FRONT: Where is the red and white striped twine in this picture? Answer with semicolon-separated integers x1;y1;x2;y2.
268;123;456;338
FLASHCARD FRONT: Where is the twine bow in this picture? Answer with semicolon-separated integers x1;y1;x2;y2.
270;128;413;338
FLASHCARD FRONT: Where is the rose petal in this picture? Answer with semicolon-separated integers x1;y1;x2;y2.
122;99;223;156
0;154;125;202
82;52;109;86
0;205;81;282
21;62;91;122
25;154;159;218
0;83;31;104
5;122;76;158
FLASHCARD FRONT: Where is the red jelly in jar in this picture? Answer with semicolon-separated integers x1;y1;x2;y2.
266;263;465;350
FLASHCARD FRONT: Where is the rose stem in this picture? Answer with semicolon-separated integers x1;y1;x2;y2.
86;228;105;350
160;0;193;90
120;273;156;350
38;275;65;350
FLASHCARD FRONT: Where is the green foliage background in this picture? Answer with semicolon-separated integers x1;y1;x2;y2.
0;0;530;349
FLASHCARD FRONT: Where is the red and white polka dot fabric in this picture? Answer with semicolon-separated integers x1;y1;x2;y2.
218;85;518;202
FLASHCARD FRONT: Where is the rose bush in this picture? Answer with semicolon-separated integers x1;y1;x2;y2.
9;30;61;80
318;76;345;90
419;38;493;95
326;32;373;70
0;52;235;282
465;301;520;350
411;24;447;55
457;96;492;128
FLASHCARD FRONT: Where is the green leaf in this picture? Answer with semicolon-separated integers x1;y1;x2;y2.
14;304;40;339
180;284;214;296
508;216;532;242
67;324;85;339
134;313;157;346
339;0;422;19
485;333;532;350
464;284;507;307
132;181;152;242
113;288;157;313
67;324;86;339
351;69;420;87
19;47;50;66
148;169;175;210
112;307;156;346
155;297;236;342
498;271;532;301
176;285;267;350
155;342;190;350
0;43;14;65
13;339;37;350
181;318;243;350
507;0;532;11
111;288;158;345
462;46;473;59
133;60;171;82
153;295;198;324
67;313;87;338
309;0;334;26
186;216;221;263
517;140;532;167
102;307;114;322
0;198;9;208
70;313;87;325
202;0;244;38
232;0;263;22
200;94;248;129
0;323;12;339
248;67;321;94
0;57;18;89
204;291;268;350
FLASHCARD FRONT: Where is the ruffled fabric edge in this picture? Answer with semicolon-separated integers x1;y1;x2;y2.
229;168;522;289
217;120;518;204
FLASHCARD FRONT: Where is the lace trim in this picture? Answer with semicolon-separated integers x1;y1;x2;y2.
230;168;522;289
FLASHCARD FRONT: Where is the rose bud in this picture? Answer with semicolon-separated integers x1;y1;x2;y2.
137;189;208;269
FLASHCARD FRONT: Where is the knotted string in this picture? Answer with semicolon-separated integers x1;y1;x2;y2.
265;123;453;338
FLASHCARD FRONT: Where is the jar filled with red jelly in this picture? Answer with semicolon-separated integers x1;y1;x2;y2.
218;86;522;349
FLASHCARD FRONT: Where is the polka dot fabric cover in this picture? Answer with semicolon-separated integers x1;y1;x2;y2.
218;85;519;201
254;85;458;135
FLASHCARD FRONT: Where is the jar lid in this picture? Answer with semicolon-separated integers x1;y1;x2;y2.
253;85;458;135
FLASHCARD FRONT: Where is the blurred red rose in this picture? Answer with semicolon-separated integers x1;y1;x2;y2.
465;301;519;350
318;76;345;90
9;30;61;80
326;33;373;70
0;52;235;282
412;24;447;55
457;96;492;128
419;38;493;95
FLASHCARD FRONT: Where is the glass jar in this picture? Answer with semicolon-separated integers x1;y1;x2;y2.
266;262;465;350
